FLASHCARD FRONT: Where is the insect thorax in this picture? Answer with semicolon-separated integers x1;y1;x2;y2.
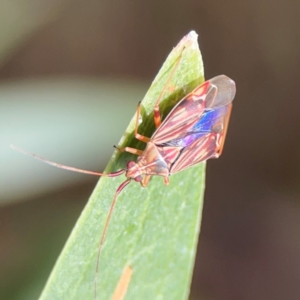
137;142;169;177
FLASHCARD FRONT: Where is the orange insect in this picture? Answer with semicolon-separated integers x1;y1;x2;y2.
12;35;236;299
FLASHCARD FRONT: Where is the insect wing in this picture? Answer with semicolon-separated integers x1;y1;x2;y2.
152;75;235;145
169;103;232;173
152;81;208;144
206;75;236;109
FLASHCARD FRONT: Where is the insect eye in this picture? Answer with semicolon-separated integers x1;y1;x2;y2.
127;161;135;169
134;175;143;182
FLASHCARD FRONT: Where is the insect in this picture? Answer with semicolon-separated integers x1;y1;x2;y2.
12;45;236;299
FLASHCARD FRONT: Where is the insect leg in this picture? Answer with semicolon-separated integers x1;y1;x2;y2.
134;101;151;143
141;175;151;187
114;145;143;156
153;47;185;128
163;177;170;185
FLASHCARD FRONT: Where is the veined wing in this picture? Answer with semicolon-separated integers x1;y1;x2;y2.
169;103;232;174
152;75;235;145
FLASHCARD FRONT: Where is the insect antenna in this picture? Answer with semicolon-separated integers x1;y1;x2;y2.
94;178;131;300
155;47;184;100
152;46;185;127
10;145;126;177
10;145;131;299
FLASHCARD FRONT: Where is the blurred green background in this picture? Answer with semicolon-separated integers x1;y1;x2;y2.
1;1;300;300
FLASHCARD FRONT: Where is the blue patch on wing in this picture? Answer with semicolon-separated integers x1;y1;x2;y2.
166;106;228;147
160;106;229;148
190;106;228;133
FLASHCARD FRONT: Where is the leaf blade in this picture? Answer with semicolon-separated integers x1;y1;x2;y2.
39;30;205;300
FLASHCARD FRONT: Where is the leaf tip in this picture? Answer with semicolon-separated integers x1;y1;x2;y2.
176;30;199;50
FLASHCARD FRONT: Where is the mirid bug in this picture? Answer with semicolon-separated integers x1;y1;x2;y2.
11;33;236;299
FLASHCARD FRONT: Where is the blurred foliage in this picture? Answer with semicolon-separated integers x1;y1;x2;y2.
0;0;71;66
2;78;147;204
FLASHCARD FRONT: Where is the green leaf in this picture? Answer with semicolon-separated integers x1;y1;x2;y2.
39;31;205;300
